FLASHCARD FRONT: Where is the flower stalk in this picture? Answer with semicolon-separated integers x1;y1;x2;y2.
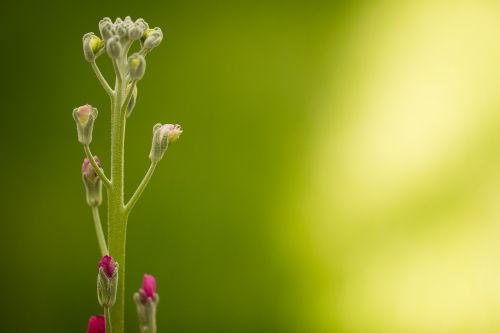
76;16;182;333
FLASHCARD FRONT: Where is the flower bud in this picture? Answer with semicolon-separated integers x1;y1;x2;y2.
149;123;182;162
97;255;119;308
99;17;114;40
87;315;105;333
82;157;102;207
73;104;98;145
106;36;122;59
126;84;137;117
142;27;163;49
134;274;159;333
128;20;145;41
128;53;146;81
83;33;104;62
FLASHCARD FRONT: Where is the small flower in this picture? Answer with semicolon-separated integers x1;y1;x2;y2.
83;33;104;62
87;315;105;333
149;123;182;162
142;27;163;50
99;255;116;278
128;53;146;81
134;274;159;332
82;157;102;207
73;104;98;145
140;274;157;303
97;255;119;307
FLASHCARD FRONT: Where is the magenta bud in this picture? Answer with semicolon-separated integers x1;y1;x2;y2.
87;315;105;333
99;255;116;278
134;274;159;332
97;255;119;307
140;274;157;303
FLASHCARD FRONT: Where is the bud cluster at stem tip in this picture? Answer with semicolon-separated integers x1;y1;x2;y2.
149;124;182;162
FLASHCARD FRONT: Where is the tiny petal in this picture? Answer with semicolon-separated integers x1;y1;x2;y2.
87;315;105;333
141;274;156;300
98;255;116;278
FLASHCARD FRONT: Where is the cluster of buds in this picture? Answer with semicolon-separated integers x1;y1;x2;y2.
82;157;102;207
134;274;159;333
83;16;163;63
97;255;119;308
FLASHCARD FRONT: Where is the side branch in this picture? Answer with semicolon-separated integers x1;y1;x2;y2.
92;206;108;256
91;61;114;96
84;145;112;188
125;162;157;214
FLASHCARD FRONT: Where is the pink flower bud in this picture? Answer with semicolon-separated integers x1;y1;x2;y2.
98;255;116;278
139;274;157;303
87;315;105;333
75;104;94;126
82;157;101;183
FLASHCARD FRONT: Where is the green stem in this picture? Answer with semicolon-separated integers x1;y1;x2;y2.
91;61;113;96
105;307;113;333
91;206;108;256
83;145;111;188
108;64;127;333
125;162;157;214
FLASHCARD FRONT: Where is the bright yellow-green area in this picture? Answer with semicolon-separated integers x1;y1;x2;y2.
3;1;500;333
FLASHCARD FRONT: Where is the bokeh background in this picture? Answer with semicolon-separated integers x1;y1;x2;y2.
2;0;500;332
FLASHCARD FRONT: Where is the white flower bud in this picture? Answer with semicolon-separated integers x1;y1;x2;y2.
128;53;146;81
99;17;114;40
142;27;163;50
82;33;104;62
106;36;122;58
149;123;182;162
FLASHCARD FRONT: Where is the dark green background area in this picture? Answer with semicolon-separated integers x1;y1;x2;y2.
5;1;500;333
0;1;341;332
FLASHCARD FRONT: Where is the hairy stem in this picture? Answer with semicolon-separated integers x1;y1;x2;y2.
92;206;108;256
108;63;127;333
125;162;157;214
105;307;113;333
91;61;114;96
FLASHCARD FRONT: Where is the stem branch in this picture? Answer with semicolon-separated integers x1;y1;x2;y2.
83;145;111;188
92;206;108;256
91;61;114;96
125;162;157;214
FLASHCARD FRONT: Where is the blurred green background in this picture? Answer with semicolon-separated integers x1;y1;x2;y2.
2;0;500;332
